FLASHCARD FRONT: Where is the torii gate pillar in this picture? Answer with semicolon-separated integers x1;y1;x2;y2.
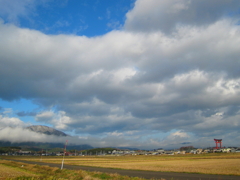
214;139;222;149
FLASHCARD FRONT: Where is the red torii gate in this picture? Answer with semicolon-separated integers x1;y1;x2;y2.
214;139;222;149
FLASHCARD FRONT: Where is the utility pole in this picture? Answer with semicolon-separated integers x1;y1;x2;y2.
61;140;68;170
40;149;43;161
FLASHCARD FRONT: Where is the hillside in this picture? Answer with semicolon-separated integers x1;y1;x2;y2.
26;125;68;136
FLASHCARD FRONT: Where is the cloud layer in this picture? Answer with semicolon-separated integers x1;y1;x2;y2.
125;0;240;34
1;0;240;149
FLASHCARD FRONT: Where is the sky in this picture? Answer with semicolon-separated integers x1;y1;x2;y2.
0;0;240;150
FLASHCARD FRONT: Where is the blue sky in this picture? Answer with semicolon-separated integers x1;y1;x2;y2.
1;0;240;149
0;0;135;126
4;0;134;36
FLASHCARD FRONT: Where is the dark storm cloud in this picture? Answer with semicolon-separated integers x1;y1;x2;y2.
224;106;240;117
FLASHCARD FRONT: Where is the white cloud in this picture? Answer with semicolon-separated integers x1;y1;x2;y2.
3;108;13;115
107;131;124;137
125;0;240;34
35;110;72;130
194;110;240;131
0;0;240;149
0;126;70;143
112;67;136;82
0;0;45;23
0;115;25;128
36;111;55;122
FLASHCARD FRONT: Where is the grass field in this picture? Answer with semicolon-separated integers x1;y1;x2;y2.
4;153;240;176
0;160;150;180
0;162;38;179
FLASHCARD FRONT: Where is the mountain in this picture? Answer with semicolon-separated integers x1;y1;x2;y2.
0;141;93;151
0;125;93;150
26;125;68;136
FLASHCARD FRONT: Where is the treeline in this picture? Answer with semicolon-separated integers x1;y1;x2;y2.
0;146;21;153
81;147;116;155
180;146;195;151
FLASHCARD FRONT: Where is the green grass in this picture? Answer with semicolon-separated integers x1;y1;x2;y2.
1;160;154;180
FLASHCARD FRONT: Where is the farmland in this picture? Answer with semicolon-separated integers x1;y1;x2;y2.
3;153;240;176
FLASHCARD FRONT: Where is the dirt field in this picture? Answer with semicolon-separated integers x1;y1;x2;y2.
4;153;240;176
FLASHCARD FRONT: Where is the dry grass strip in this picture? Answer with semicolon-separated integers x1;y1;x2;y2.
0;162;37;179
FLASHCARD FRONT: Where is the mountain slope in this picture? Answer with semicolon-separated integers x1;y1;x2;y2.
26;125;68;136
0;141;93;151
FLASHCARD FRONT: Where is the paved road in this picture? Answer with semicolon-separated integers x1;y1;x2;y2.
4;159;240;180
